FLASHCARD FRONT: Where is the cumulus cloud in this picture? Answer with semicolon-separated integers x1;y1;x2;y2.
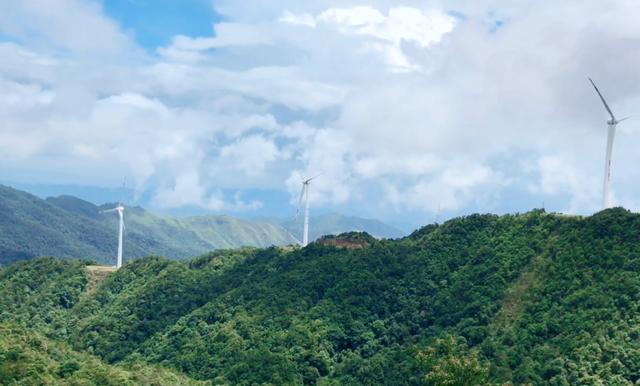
1;0;640;220
316;6;456;70
219;135;283;176
0;0;134;54
152;171;263;211
384;164;501;212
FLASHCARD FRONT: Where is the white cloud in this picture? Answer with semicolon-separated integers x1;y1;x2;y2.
280;11;317;27
281;6;456;71
157;23;274;63
0;0;134;54
0;79;54;112
219;135;283;176
152;171;263;211
318;6;455;48
530;154;600;213
2;0;640;221
384;164;500;212
153;171;220;210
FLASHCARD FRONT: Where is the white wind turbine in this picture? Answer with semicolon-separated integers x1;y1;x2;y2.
101;203;125;268
101;180;127;268
295;175;319;247
589;78;630;210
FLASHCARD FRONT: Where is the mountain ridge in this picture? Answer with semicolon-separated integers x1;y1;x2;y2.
277;212;405;241
0;185;403;265
1;208;638;384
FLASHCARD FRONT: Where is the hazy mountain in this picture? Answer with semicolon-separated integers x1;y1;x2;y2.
0;185;403;266
1;208;638;384
0;185;297;265
279;212;405;242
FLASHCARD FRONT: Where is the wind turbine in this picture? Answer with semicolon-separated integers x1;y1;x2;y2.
101;203;125;268
589;78;630;210
101;179;127;268
295;175;319;247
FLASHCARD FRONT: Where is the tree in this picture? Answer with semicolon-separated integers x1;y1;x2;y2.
417;337;490;386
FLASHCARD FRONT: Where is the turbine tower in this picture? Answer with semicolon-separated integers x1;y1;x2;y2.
101;179;127;268
589;78;630;210
296;175;319;247
101;203;125;268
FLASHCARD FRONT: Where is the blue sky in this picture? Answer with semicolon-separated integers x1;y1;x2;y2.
1;0;639;232
103;0;220;49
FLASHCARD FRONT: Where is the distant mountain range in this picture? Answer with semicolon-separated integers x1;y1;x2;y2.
0;185;404;265
278;213;405;242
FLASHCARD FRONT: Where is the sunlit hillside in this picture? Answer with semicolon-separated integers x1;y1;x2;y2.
1;209;638;384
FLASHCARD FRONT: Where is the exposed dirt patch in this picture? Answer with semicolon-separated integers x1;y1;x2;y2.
85;265;117;295
316;232;376;249
317;238;370;249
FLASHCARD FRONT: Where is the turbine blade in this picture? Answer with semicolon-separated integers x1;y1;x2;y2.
119;177;127;205
305;173;322;184
294;184;305;219
100;208;118;213
589;78;616;121
298;184;306;207
618;115;632;122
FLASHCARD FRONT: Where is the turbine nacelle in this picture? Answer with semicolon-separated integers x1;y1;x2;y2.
610;116;632;126
101;204;125;214
303;174;320;186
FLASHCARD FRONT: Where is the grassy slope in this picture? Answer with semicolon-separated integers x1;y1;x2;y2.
181;215;297;249
2;209;640;385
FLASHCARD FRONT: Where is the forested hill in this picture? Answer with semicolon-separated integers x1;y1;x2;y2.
0;185;298;265
2;208;640;384
0;185;404;266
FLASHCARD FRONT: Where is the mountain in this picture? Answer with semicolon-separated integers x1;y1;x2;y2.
0;186;116;266
0;185;297;265
279;212;405;241
1;208;639;384
0;185;404;266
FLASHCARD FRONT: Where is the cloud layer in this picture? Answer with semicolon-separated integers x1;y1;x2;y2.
1;0;640;223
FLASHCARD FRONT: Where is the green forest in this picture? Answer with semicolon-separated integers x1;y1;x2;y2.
1;208;640;385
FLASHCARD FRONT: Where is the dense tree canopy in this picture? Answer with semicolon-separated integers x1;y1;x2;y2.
1;208;639;384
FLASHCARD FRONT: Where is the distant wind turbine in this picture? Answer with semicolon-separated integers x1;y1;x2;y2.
295;175;319;247
589;78;630;210
101;204;125;268
100;179;127;268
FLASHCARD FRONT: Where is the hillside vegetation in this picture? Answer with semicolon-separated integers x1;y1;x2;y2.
0;323;206;385
0;185;403;266
0;185;297;265
1;208;639;385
